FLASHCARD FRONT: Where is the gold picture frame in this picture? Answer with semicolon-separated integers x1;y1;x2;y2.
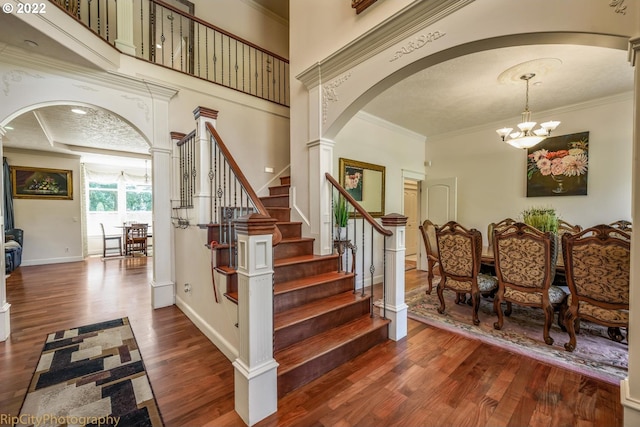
339;158;385;217
10;166;73;200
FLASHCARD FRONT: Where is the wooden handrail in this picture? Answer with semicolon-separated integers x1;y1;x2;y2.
206;122;282;245
152;0;289;63
325;173;392;237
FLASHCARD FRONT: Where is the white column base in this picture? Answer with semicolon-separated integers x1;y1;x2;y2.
0;302;10;341
378;302;407;341
233;358;279;426
621;378;640;426
151;280;175;308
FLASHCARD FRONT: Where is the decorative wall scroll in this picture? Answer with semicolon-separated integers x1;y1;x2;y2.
390;31;446;62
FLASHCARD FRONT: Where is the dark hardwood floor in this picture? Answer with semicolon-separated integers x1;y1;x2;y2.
0;257;622;426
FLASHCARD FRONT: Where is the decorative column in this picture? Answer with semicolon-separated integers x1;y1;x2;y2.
232;214;279;426
380;213;408;341
307;138;334;255
193;106;218;225
0;126;9;341
622;34;640;427
115;0;136;55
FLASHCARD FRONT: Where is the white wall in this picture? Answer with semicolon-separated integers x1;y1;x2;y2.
333;111;426;286
4;148;83;265
426;94;633;245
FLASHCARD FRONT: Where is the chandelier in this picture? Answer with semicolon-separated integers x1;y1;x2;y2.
496;73;560;149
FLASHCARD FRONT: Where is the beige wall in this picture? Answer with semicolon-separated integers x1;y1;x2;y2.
426;94;633;245
4;148;83;265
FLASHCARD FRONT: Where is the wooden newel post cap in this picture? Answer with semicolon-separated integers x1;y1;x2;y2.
234;213;278;236
381;213;408;227
193;106;219;120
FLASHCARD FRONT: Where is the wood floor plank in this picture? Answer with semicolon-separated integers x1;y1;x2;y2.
0;259;623;427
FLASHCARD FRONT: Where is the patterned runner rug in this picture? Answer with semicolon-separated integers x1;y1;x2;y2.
406;285;628;384
17;318;163;427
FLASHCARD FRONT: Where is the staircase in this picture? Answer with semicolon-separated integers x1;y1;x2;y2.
211;176;390;398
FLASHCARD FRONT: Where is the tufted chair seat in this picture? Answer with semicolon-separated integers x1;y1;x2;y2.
561;225;630;352
436;221;497;326
492;222;566;345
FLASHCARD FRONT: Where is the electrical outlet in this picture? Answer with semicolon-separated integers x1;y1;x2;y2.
184;283;192;293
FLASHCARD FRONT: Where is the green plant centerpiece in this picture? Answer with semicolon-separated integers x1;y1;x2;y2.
334;195;351;239
521;206;558;234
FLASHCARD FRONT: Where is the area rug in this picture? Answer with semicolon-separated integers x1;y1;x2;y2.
406;285;628;384
16;318;163;427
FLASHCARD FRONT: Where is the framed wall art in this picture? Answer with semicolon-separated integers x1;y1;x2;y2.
526;131;589;197
339;158;385;217
11;166;73;200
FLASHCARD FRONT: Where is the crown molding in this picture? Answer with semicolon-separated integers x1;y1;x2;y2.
355;111;426;141
297;0;474;89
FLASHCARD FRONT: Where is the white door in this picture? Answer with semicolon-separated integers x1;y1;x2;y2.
403;180;419;256
425;177;457;226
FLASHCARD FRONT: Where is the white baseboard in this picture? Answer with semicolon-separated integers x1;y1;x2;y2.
0;302;10;341
621;378;640;426
22;256;84;266
176;295;238;362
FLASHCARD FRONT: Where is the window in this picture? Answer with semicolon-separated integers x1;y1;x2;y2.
86;180;152;238
126;184;152;211
89;182;118;211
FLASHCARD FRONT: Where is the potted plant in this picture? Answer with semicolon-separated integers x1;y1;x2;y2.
334;196;350;239
521;206;558;234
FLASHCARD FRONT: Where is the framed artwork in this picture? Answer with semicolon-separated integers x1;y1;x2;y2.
526;131;589;197
339;158;385;217
11;166;73;200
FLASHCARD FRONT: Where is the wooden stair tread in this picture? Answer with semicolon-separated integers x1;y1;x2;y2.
275;271;354;295
275;254;338;267
224;292;238;303
279;236;314;244
275;315;389;374
274;291;368;330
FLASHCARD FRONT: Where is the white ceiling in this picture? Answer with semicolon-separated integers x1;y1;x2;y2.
0;6;634;164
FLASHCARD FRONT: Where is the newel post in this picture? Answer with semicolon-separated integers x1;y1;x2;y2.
381;213;408;341
232;213;279;425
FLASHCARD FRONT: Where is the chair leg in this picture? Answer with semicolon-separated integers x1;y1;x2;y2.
426;259;434;295
564;307;579;352
436;281;446;315
493;290;504;330
543;303;555;345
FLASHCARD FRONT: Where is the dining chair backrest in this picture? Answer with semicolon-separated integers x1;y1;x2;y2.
487;218;515;248
128;223;148;238
437;221;482;282
562;225;630;307
419;219;439;258
558;219;582;236
493;222;557;291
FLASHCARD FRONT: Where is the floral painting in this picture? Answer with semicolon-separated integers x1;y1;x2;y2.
344;165;363;201
11;166;73;200
526;131;589;197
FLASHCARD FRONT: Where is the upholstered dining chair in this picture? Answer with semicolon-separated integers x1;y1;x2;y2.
419;219;440;295
436;221;498;325
556;219;582;273
492;222;567;345
487;218;516;251
609;220;632;232
561;224;630;352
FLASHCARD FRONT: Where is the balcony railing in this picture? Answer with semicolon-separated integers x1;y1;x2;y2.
50;0;290;106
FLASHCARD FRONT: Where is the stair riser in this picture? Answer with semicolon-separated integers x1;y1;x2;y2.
276;223;302;239
267;208;291;222
275;258;338;283
275;298;371;351
277;325;389;398
274;240;314;259
280;177;291;186
269;185;290;196
207;226;235;246
274;277;354;314
261;195;290;208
